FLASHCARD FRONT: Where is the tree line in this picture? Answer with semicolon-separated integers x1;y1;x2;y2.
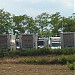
0;9;75;37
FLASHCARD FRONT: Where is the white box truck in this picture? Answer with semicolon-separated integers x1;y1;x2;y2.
50;37;61;49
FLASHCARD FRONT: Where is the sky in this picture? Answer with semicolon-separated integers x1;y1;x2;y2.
0;0;74;18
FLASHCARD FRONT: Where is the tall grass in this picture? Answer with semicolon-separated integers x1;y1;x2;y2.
18;54;75;65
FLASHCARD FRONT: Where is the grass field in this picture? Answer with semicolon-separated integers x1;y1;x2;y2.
0;64;74;75
0;55;74;75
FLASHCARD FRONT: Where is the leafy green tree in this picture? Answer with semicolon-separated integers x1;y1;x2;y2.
13;15;39;35
61;13;75;32
35;12;50;37
23;16;39;34
43;28;52;37
0;9;12;34
50;12;62;35
12;15;25;35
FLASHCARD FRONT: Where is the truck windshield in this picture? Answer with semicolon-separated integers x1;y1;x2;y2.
52;43;60;47
38;41;44;46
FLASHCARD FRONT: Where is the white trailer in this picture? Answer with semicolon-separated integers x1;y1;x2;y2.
50;37;61;49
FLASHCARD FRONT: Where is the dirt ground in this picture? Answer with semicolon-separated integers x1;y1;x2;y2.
0;64;74;75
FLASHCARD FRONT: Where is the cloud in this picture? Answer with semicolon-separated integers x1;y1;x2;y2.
48;0;73;8
62;0;74;9
0;0;74;17
47;0;58;3
29;0;41;3
8;0;41;4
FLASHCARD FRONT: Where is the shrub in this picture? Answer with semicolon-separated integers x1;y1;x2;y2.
67;61;75;70
50;54;75;65
51;48;75;55
0;50;4;58
0;48;75;58
18;58;49;64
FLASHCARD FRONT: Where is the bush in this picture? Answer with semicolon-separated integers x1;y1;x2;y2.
50;54;75;65
0;50;4;58
0;48;75;58
18;58;49;64
51;48;75;55
67;61;75;70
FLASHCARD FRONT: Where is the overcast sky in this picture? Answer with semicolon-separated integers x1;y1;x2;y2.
0;0;74;18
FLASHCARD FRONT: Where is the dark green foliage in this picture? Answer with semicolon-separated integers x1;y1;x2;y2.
18;54;75;65
67;61;75;70
14;48;50;56
19;57;49;65
46;48;75;55
0;9;12;34
50;55;75;65
0;48;75;58
0;50;4;58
